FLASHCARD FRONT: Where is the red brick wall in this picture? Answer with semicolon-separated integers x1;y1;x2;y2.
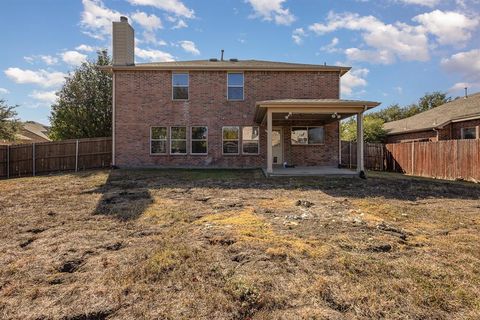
386;130;438;143
451;119;480;139
114;70;340;168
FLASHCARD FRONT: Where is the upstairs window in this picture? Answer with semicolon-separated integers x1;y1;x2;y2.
223;126;240;154
242;126;259;154
461;127;477;139
291;126;325;145
150;127;168;154
172;73;189;100
227;73;244;100
171;126;187;154
191;126;208;154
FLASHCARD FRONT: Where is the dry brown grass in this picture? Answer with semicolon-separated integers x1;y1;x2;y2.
0;169;479;319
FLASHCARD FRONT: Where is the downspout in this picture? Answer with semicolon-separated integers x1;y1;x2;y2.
112;72;116;167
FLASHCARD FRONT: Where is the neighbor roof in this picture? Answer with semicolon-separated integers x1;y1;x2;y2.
19;121;50;141
105;59;351;76
384;92;480;135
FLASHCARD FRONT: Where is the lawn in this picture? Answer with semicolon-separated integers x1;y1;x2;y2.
0;169;479;319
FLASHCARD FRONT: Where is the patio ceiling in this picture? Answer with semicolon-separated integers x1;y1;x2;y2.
255;99;381;124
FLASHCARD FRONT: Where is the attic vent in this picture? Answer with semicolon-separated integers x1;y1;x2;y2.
229;58;239;62
209;58;218;62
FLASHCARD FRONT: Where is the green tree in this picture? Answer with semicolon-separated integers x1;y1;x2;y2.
49;50;112;140
0;100;20;141
417;91;451;112
341;115;387;143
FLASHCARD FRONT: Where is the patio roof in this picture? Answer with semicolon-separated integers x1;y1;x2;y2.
254;99;381;123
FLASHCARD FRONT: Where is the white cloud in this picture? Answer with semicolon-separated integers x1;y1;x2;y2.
246;0;295;25
4;68;66;88
345;48;395;64
81;0;124;40
441;49;480;75
441;49;480;94
320;37;340;53
23;55;59;65
135;47;175;62
309;11;429;64
41;55;59;65
341;68;369;96
76;44;96;52
131;11;162;31
397;0;440;7
178;40;200;55
172;19;188;29
309;10;478;64
139;31;167;46
292;28;305;45
413;10;478;45
127;0;194;18
0;88;9;94
29;90;57;104
61;51;88;66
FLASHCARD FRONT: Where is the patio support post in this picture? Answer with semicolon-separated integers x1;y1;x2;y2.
356;112;364;173
267;108;273;174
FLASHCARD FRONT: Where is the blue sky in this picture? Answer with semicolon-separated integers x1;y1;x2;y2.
1;0;479;125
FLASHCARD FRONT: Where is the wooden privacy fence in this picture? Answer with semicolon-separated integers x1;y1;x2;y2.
0;137;112;179
341;139;480;182
385;140;480;182
340;141;385;171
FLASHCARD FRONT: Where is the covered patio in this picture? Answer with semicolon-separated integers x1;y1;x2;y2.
254;99;381;176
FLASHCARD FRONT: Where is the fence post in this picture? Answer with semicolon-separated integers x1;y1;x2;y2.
411;142;415;175
381;145;384;171
75;139;79;172
349;141;352;169
32;143;35;177
6;145;9;179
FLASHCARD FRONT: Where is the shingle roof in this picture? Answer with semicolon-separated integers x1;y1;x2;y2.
21;121;50;141
108;59;351;75
384;92;480;135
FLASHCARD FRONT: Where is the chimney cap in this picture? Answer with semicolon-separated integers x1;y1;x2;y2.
120;16;128;22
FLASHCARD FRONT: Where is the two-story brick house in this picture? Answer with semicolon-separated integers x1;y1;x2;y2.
105;17;380;175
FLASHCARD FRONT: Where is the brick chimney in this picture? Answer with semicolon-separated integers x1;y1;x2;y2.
112;16;134;66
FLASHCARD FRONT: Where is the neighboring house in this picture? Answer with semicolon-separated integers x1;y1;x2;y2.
104;17;380;174
384;93;480;143
0;121;50;145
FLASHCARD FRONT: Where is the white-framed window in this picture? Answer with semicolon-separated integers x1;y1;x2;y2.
461;127;477;139
191;126;208;154
170;126;187;154
291;126;325;145
150;127;168;155
242;126;259;154
227;72;244;100
222;126;240;154
172;73;189;100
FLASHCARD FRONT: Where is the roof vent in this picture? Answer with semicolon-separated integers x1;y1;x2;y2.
229;58;238;62
209;58;218;62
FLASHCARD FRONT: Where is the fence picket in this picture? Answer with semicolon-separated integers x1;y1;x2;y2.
0;137;112;180
341;139;479;182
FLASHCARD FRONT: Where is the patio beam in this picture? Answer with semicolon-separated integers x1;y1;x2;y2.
267;109;273;174
356;111;364;173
